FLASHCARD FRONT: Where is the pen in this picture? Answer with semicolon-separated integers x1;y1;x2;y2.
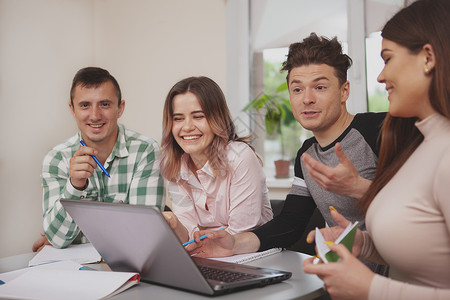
80;140;110;177
79;266;96;271
183;228;225;247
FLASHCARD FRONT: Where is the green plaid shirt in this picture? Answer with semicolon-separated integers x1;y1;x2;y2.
42;124;165;248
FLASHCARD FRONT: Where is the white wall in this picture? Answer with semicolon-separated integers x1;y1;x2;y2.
0;0;226;258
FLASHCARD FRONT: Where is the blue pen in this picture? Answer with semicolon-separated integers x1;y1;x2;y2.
79;266;96;271
80;140;110;178
183;228;225;247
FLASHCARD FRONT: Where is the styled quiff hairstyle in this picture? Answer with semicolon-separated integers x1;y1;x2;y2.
281;32;352;87
70;67;122;106
359;0;450;213
160;76;252;182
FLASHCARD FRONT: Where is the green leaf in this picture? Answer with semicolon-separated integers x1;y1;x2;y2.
275;82;288;93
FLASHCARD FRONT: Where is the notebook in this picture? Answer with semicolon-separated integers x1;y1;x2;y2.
210;248;282;264
60;199;292;296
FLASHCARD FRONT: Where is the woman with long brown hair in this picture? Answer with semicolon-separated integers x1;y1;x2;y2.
160;76;272;244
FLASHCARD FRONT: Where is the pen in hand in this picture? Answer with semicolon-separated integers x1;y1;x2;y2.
183;228;225;247
80;140;110;178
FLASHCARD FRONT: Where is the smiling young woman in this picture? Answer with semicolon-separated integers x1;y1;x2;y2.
159;76;273;244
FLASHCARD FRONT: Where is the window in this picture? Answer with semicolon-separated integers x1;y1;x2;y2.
249;0;348;178
260;48;312;169
366;32;389;112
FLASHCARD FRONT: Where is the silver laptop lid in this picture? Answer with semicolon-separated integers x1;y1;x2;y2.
60;199;214;294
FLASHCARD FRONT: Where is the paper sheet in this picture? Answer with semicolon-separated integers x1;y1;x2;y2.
0;260;82;283
28;243;101;266
0;261;139;300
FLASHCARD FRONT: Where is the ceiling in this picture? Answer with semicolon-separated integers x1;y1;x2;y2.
250;0;408;52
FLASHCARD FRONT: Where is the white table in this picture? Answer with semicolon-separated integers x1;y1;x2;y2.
0;250;326;299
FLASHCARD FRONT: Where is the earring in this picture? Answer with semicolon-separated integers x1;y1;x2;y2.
424;67;430;74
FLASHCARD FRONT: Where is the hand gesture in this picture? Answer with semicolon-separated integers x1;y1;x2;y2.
303;243;374;300
302;142;371;199
186;229;235;258
69;145;99;190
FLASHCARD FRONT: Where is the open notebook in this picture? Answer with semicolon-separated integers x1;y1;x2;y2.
28;243;101;267
0;260;139;300
210;248;282;264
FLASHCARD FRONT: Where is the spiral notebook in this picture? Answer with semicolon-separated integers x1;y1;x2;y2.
209;248;282;264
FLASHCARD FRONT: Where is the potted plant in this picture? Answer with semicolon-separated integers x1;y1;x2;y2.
243;82;296;178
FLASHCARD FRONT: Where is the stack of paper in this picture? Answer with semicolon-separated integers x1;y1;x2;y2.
28;243;101;266
0;261;139;300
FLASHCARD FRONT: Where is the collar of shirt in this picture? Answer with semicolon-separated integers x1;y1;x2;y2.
178;154;215;185
112;124;130;159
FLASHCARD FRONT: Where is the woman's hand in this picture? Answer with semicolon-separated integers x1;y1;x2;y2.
186;229;236;258
306;207;364;258
303;243;374;300
162;211;189;243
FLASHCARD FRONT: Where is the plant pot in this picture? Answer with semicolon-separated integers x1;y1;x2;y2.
274;159;290;178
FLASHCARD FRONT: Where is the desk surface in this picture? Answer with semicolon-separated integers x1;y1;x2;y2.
0;250;325;300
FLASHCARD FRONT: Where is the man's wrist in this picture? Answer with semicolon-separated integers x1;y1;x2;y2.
71;178;88;191
351;177;371;199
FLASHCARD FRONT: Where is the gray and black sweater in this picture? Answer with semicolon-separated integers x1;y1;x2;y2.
253;112;387;273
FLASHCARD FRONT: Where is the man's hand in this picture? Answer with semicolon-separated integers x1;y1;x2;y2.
69;146;99;190
32;232;51;252
162;211;189;243
302;142;371;199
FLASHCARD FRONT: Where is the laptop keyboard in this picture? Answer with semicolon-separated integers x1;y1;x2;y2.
198;265;259;283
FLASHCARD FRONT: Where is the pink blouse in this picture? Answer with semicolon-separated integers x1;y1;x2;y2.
169;142;273;240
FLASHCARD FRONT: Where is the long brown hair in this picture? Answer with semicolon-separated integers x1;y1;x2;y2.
359;0;450;213
160;76;253;182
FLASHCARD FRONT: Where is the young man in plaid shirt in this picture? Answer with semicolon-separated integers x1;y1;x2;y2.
33;67;165;250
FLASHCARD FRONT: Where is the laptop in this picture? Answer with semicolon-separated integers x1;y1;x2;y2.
60;199;292;296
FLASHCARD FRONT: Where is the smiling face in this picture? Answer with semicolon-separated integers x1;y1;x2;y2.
171;92;215;168
288;64;350;144
377;39;434;120
69;81;124;148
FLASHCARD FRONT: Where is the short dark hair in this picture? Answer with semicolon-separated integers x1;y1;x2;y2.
281;33;352;86
70;67;122;106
